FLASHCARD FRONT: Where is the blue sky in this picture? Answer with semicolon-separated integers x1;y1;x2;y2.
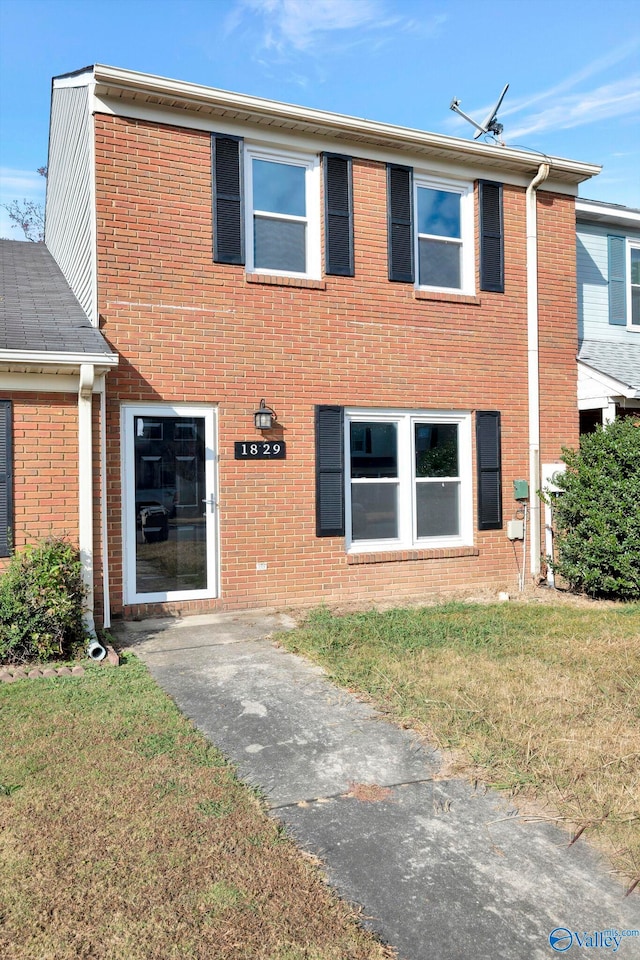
1;0;639;239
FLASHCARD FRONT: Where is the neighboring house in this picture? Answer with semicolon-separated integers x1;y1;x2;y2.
0;239;118;631
576;199;640;432
30;64;600;626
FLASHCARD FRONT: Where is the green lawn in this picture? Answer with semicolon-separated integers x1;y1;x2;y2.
278;599;640;889
0;654;393;960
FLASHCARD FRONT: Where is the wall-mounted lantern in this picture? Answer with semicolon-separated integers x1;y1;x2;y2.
254;399;276;431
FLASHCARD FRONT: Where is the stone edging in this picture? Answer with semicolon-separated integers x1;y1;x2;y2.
0;646;120;683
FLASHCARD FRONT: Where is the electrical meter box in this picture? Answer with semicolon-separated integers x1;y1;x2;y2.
513;479;529;501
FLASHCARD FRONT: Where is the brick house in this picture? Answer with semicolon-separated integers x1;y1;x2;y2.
576;199;640;432
4;64;601;628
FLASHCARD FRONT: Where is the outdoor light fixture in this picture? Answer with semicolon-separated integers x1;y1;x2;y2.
254;399;276;430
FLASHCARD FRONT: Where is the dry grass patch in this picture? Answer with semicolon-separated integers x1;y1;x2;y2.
279;601;640;886
0;654;394;960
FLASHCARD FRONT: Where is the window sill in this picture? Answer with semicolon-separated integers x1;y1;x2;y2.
246;273;326;290
347;546;479;565
414;290;481;305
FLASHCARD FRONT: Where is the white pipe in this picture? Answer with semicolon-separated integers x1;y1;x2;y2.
78;363;96;637
100;386;111;629
526;163;550;580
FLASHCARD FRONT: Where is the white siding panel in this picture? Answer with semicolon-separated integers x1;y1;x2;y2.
45;85;95;323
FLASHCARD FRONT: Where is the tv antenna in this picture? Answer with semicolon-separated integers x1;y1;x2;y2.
449;83;509;143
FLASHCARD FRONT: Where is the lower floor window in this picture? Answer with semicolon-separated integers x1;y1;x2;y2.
346;409;472;551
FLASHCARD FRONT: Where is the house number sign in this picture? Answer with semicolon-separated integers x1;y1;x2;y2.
234;441;286;460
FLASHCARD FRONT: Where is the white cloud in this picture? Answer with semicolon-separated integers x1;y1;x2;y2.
240;0;386;52
507;76;640;140
0;167;47;200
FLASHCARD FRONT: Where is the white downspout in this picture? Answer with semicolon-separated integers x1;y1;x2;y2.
526;162;550;581
78;363;96;637
99;385;111;629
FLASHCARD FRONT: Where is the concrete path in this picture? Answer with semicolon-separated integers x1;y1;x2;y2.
115;611;640;960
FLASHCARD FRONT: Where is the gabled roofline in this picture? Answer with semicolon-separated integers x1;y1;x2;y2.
53;64;601;188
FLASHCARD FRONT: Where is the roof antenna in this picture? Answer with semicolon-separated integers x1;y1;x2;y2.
449;83;509;144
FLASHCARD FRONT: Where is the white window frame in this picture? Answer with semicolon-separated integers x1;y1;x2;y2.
628;239;640;329
345;408;473;553
121;403;219;605
244;145;321;280
414;176;475;295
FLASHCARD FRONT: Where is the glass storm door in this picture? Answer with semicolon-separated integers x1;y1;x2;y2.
123;406;217;603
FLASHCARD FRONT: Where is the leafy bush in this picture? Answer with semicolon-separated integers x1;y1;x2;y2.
547;418;640;599
0;537;87;664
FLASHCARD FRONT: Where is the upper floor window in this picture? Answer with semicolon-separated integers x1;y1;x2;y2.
630;243;640;327
388;165;484;294
245;148;320;279
415;180;474;293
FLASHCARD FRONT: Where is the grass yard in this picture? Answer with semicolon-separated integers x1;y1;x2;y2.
278;598;640;889
0;654;393;960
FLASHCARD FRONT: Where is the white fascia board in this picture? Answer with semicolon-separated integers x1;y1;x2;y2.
52;67;95;89
576;199;640;228
577;359;639;401
0;349;118;367
90;63;601;187
0;371;108;394
93;94;586;197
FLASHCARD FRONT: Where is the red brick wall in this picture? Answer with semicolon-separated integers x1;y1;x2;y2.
0;392;79;569
95;114;578;617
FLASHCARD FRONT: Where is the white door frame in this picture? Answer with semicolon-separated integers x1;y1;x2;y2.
121;403;219;604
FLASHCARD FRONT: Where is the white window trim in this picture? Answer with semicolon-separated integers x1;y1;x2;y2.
244;145;321;280
121;403;219;605
345;408;473;553
628;239;640;329
414;175;475;296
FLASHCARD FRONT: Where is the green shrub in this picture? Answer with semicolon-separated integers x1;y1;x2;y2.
0;537;87;664
547;417;640;599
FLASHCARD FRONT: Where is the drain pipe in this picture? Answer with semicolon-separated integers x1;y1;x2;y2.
526;162;550;582
78;363;96;638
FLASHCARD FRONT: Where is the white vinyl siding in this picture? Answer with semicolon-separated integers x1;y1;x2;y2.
45;83;96;323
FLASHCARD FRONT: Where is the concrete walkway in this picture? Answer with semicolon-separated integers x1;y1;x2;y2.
115;611;640;960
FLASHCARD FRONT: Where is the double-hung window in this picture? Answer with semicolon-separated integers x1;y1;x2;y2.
415;179;474;293
346;409;472;551
245;148;320;278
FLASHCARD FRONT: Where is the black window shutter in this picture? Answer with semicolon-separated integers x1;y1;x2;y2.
479;180;504;293
608;235;627;325
212;134;244;265
323;153;354;277
476;410;502;530
0;400;13;557
387;164;414;283
315;405;345;537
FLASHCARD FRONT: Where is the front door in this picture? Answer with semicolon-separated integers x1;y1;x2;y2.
123;405;218;603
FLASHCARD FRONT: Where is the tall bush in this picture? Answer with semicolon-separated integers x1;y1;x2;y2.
548;418;640;599
0;537;87;664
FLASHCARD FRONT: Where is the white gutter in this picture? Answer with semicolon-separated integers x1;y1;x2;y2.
526;163;550;581
0;349;118;367
85;64;601;186
78;363;96;637
99;387;111;629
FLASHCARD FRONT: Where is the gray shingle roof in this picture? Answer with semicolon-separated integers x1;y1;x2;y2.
578;339;640;397
0;239;115;357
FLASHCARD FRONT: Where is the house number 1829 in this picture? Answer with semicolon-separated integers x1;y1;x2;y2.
234;441;286;459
